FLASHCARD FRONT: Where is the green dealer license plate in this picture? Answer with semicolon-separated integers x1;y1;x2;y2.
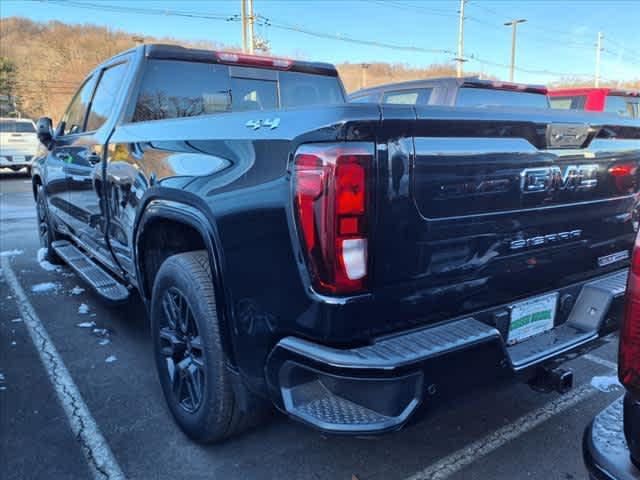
508;292;558;345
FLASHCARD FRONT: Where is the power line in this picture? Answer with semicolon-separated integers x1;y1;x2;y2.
256;15;455;55
32;0;637;83
371;0;457;18
44;0;236;21
467;1;594;47
466;53;615;81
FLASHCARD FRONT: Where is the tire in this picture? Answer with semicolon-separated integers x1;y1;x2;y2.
36;185;62;264
150;250;268;443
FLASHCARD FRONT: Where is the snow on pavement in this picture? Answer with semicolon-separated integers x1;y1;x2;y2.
70;286;85;295
0;249;23;257
37;248;62;272
31;282;59;293
590;375;622;393
76;321;96;328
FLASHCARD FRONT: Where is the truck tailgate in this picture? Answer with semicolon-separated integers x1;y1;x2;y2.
372;105;640;331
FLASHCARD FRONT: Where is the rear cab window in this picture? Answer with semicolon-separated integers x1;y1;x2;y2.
349;93;379;103
382;88;433;105
605;95;639;119
456;87;549;109
132;59;344;122
549;95;587;110
0;120;36;133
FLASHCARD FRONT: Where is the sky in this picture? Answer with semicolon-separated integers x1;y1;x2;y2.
2;0;639;85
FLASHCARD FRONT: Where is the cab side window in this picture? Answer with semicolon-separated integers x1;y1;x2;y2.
86;62;129;132
61;76;97;136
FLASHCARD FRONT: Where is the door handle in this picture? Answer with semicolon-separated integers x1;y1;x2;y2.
87;152;101;165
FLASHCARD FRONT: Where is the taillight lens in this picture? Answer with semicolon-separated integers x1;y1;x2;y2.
620;231;640;395
609;162;638;194
292;143;372;295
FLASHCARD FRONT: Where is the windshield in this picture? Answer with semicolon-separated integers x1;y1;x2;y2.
456;87;550;108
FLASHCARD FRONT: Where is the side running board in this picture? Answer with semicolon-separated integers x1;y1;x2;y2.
52;240;129;302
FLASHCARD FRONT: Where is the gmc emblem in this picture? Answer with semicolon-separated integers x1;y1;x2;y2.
520;164;598;193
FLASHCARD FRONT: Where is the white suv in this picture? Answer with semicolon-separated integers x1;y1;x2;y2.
0;117;39;174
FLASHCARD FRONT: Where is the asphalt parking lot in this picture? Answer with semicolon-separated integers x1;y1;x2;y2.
0;170;628;480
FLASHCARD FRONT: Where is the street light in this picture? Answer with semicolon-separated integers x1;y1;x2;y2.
504;19;526;82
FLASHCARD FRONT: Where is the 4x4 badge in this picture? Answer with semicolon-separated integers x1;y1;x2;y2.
246;118;281;130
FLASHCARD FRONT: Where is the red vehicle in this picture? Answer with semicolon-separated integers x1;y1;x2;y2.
548;87;640;119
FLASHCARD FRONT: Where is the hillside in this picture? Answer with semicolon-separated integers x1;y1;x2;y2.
1;16;638;121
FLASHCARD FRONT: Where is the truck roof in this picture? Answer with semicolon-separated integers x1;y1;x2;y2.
349;76;547;99
141;44;339;77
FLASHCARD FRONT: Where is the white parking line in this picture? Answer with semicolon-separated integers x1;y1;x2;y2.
1;257;125;480
583;353;618;371
403;374;612;480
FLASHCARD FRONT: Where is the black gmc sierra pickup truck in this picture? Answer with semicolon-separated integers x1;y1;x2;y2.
32;44;640;443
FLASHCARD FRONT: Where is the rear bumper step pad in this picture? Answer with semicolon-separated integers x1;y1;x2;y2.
52;240;129;302
268;269;627;433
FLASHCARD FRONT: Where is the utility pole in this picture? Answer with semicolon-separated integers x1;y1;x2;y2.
595;31;603;87
248;0;255;54
241;0;248;53
361;63;370;89
504;18;526;82
455;0;466;78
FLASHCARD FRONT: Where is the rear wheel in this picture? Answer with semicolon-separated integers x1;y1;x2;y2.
150;250;268;443
36;185;62;264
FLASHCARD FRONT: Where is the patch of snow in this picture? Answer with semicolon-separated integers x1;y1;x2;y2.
11;318;22;323
78;303;90;315
37;248;62;272
591;375;622;393
98;339;111;346
76;321;96;328
0;249;23;257
70;286;85;295
105;355;117;363
31;282;59;293
92;328;109;337
10;341;16;346
0;373;5;381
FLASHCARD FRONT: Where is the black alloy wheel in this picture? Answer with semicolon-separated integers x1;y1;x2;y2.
159;287;206;414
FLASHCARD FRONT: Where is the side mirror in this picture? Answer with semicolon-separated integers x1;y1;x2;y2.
36;117;54;149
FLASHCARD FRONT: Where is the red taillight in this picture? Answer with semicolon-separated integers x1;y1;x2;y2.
620;231;640;395
292;144;372;295
609;163;638;193
215;51;292;70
